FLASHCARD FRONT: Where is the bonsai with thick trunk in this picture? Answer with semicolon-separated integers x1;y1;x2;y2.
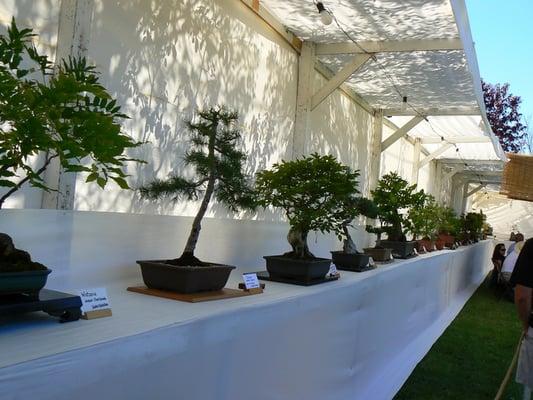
255;154;360;259
0;18;143;209
140;107;255;266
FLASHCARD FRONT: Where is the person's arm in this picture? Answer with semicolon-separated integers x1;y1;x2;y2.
515;284;532;333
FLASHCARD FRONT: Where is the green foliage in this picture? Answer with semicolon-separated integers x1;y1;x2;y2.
462;211;486;240
369;172;426;241
255;153;360;240
0;18;143;207
407;194;441;240
437;207;461;237
139;107;255;211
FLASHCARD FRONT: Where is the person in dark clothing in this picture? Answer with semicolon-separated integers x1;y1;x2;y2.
490;243;506;287
510;238;533;397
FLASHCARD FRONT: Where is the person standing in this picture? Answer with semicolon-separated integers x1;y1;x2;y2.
509;233;525;256
510;238;533;399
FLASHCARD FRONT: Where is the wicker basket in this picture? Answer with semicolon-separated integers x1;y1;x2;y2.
501;153;533;202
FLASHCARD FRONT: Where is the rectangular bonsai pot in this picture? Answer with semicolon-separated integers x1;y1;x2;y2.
0;268;52;296
331;251;370;271
363;247;392;262
263;255;331;282
380;240;417;259
136;260;235;294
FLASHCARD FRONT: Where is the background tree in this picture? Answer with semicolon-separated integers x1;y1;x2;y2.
482;80;527;153
0;18;143;208
140;107;255;266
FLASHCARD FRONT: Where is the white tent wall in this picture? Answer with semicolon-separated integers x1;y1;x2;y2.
472;192;533;241
0;0;60;209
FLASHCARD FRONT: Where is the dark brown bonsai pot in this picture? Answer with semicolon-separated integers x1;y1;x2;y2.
264;255;330;282
331;251;370;271
380;240;417;259
137;260;235;294
416;239;434;253
363;247;392;262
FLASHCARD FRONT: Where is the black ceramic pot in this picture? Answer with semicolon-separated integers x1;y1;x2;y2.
136;260;235;294
263;255;330;283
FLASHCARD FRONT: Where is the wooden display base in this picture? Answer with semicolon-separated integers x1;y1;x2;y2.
127;286;263;303
255;271;340;286
237;283;265;294
82;308;112;320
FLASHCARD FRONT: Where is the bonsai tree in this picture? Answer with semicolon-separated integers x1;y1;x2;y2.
0;18;143;208
140;107;255;266
255;153;360;259
464;211;485;241
437;207;461;237
340;197;378;254
370;172;426;242
407;194;440;241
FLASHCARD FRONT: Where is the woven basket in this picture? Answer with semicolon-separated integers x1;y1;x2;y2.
500;153;533;202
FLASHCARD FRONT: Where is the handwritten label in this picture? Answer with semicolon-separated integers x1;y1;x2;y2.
328;264;338;277
421;246;427;253
390;253;394;260
413;248;418;255
78;288;111;313
242;273;260;289
368;257;375;267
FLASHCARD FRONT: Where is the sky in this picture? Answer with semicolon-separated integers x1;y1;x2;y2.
466;0;533;123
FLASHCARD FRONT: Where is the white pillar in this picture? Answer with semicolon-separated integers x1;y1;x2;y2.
41;0;94;210
411;138;421;186
369;109;383;194
292;41;315;159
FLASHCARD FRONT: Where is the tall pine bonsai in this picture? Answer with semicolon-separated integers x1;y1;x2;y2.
140;107;255;266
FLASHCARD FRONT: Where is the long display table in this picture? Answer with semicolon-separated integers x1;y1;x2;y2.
0;239;492;400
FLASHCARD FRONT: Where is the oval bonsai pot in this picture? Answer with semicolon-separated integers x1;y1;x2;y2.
438;233;455;248
363;247;392;262
136;260;235;294
331;251;370;271
380;240;417;259
264;255;330;282
0;268;52;296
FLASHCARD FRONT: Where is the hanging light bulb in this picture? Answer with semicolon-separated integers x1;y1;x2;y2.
401;96;408;112
316;2;333;25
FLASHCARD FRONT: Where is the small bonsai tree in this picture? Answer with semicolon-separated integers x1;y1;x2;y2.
407;194;440;241
437;207;461;237
464;211;485;241
255;154;360;259
140;107;255;266
370;172;426;242
340;197;378;254
0;18;143;208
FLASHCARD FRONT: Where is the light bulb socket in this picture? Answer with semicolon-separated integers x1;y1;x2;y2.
316;2;326;12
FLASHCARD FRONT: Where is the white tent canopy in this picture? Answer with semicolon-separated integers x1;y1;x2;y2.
258;0;506;162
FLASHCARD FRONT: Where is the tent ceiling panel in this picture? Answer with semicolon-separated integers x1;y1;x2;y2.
319;51;477;110
261;0;459;43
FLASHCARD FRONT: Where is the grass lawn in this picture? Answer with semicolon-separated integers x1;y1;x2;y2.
395;279;524;400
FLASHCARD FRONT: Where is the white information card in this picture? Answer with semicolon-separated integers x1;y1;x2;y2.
78;288;111;314
328;264;338;277
242;273;260;289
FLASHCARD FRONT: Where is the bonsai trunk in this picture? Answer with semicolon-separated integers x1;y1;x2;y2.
170;130;217;267
284;227;315;259
388;221;406;242
342;225;358;254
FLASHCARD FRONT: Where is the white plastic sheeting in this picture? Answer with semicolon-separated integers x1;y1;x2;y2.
0;210;492;400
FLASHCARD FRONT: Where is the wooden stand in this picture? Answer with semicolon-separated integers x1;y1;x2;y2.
82;308;112;320
127;286;264;303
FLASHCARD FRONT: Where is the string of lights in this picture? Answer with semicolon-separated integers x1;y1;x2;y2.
314;1;488;189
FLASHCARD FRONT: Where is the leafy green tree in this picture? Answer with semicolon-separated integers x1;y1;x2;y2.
370;172;426;242
140;107;255;266
255;153;360;259
0;18;143;208
407;194;440;240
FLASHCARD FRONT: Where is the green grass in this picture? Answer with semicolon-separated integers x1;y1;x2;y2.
395;279;524;400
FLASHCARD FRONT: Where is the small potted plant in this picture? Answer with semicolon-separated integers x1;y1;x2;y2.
464;211;485;242
436;207;460;248
138;107;255;293
407;194;440;252
331;196;378;271
364;223;393;262
0;19;143;295
369;172;425;258
255;153;359;283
